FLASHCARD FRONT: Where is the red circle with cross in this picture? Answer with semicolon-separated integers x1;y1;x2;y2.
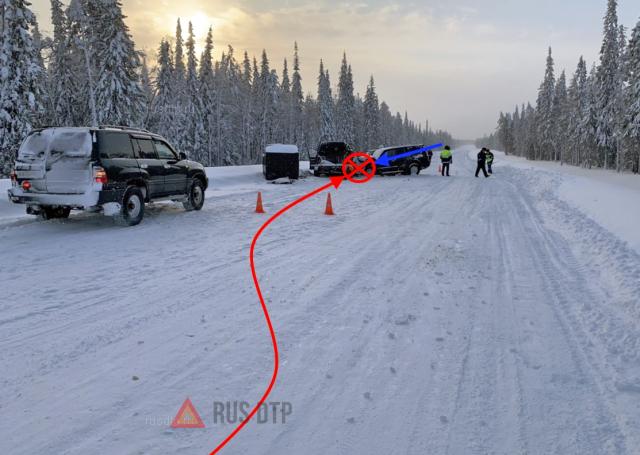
342;153;377;184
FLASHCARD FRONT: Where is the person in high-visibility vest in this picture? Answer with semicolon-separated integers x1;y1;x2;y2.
440;146;453;177
486;149;495;174
476;148;490;178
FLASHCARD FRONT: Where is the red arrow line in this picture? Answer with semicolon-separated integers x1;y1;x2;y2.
209;176;345;455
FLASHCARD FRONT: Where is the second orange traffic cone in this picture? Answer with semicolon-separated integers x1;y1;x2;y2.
324;193;335;216
255;192;266;214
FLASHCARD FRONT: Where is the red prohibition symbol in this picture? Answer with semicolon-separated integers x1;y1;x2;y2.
342;152;377;184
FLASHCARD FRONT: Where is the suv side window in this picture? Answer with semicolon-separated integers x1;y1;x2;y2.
154;140;177;160
134;138;157;159
99;132;135;159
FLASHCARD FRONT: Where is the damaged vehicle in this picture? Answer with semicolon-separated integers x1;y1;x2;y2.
8;126;208;226
309;142;354;176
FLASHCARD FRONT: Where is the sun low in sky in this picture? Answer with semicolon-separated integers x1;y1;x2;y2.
30;0;640;139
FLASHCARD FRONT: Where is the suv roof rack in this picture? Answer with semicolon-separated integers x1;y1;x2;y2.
99;125;153;134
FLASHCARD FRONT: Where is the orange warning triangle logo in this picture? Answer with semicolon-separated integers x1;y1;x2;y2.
171;398;206;428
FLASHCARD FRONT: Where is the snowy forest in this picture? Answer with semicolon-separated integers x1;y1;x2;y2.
480;0;640;173
0;0;453;176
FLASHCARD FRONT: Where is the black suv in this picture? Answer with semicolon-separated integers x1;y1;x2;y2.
8;126;208;226
310;142;354;176
372;145;432;175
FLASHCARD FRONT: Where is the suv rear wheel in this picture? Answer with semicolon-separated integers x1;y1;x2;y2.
117;186;145;226
408;164;420;176
183;178;205;211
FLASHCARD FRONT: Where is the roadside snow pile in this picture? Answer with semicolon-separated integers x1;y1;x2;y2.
271;177;294;184
498;152;640;254
0;179;27;220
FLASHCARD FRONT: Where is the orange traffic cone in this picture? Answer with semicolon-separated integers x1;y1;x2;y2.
324;193;335;216
255;192;266;214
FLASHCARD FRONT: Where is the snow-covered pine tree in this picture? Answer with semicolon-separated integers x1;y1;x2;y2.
139;55;153;127
567;57;588;165
198;27;216;166
281;59;290;95
595;0;621;169
317;60;335;143
552;70;569;163
170;18;187;152
66;0;99;126
249;56;261;162
0;0;44;175
497;112;514;154
93;0;145;126
580;64;600;168
624;19;640;173
363;76;380;149
337;53;356;145
48;0;76;126
182;21;202;158
279;58;293;143
512;105;523;156
173;19;186;91
379;101;393;146
239;50;253;164
614;25;627;171
524;103;537;160
268;67;282;144
291;42;304;150
535;47;556;161
30;18;47;126
149;39;174;138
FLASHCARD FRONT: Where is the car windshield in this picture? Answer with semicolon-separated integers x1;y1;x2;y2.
372;148;390;159
318;143;346;155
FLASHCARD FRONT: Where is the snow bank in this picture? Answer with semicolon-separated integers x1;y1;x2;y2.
0;180;28;220
499;153;640;253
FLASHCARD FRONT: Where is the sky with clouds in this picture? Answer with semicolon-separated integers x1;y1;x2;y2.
30;0;640;139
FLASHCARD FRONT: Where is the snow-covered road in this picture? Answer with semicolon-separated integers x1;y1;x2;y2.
2;146;640;454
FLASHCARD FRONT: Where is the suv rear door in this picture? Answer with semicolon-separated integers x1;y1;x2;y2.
32;129;94;194
153;139;187;195
132;136;166;197
97;131;139;184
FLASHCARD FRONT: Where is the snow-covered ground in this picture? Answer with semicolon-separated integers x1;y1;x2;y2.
492;151;640;254
1;146;640;454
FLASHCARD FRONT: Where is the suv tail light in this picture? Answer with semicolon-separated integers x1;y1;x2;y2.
22;180;32;191
94;167;108;184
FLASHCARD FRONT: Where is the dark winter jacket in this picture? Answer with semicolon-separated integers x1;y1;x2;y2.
477;150;487;164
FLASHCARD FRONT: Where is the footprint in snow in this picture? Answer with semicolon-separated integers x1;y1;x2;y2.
346;417;356;424
394;314;417;326
440;416;449;424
